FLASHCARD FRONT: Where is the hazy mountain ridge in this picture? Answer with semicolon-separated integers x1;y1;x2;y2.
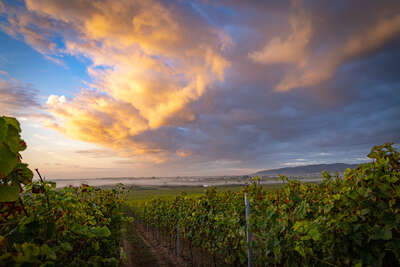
253;163;360;177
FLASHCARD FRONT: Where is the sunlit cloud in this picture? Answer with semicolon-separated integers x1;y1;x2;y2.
275;14;400;91
249;1;400;92
0;0;231;162
249;0;311;67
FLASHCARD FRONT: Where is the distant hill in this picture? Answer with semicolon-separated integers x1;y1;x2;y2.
252;163;360;177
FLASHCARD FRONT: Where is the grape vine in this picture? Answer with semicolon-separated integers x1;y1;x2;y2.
0;116;127;266
131;143;400;266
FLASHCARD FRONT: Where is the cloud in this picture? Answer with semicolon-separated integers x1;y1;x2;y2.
45;91;151;155
248;1;400;92
46;95;66;105
1;0;231;162
0;77;38;116
0;1;63;63
276;13;400;91
0;1;4;13
0;71;57;121
342;14;400;59
75;149;117;158
249;1;311;66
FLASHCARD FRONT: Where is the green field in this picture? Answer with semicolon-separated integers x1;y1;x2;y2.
126;183;282;204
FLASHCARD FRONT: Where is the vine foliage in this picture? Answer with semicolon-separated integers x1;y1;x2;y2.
0;116;126;266
0;116;33;203
133;143;400;266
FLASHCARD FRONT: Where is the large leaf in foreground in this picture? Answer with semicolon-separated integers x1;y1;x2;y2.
0;143;18;178
0;184;19;202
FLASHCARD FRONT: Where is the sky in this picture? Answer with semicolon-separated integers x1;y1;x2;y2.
0;0;399;179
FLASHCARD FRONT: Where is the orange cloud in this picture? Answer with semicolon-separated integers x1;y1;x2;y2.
275;14;400;92
342;15;400;59
176;149;192;158
44;92;171;163
2;0;230;162
249;2;311;67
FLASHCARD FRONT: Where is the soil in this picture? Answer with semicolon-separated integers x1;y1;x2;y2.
121;222;158;267
121;222;190;267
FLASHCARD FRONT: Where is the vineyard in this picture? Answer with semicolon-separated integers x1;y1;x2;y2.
1;115;400;266
131;143;400;266
0;116;128;266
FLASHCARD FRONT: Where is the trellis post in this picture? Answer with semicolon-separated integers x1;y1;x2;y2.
177;216;180;257
245;193;253;267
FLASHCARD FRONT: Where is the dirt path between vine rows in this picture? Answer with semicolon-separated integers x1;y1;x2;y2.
121;223;159;267
135;224;190;267
121;237;134;267
122;223;189;267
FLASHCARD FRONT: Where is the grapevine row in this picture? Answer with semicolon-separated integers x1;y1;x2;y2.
131;143;400;266
0;116;128;266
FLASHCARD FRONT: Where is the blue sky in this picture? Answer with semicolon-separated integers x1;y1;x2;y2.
0;31;90;100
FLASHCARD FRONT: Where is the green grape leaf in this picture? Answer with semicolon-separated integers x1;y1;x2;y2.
0;118;6;143
5;125;21;153
92;226;111;237
15;163;33;184
0;143;18;178
40;244;57;261
0;184;20;202
382;228;392;240
0;252;11;262
45;222;56;239
71;224;89;236
45;181;56;188
21;242;40;258
60;242;73;252
3;116;21;132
